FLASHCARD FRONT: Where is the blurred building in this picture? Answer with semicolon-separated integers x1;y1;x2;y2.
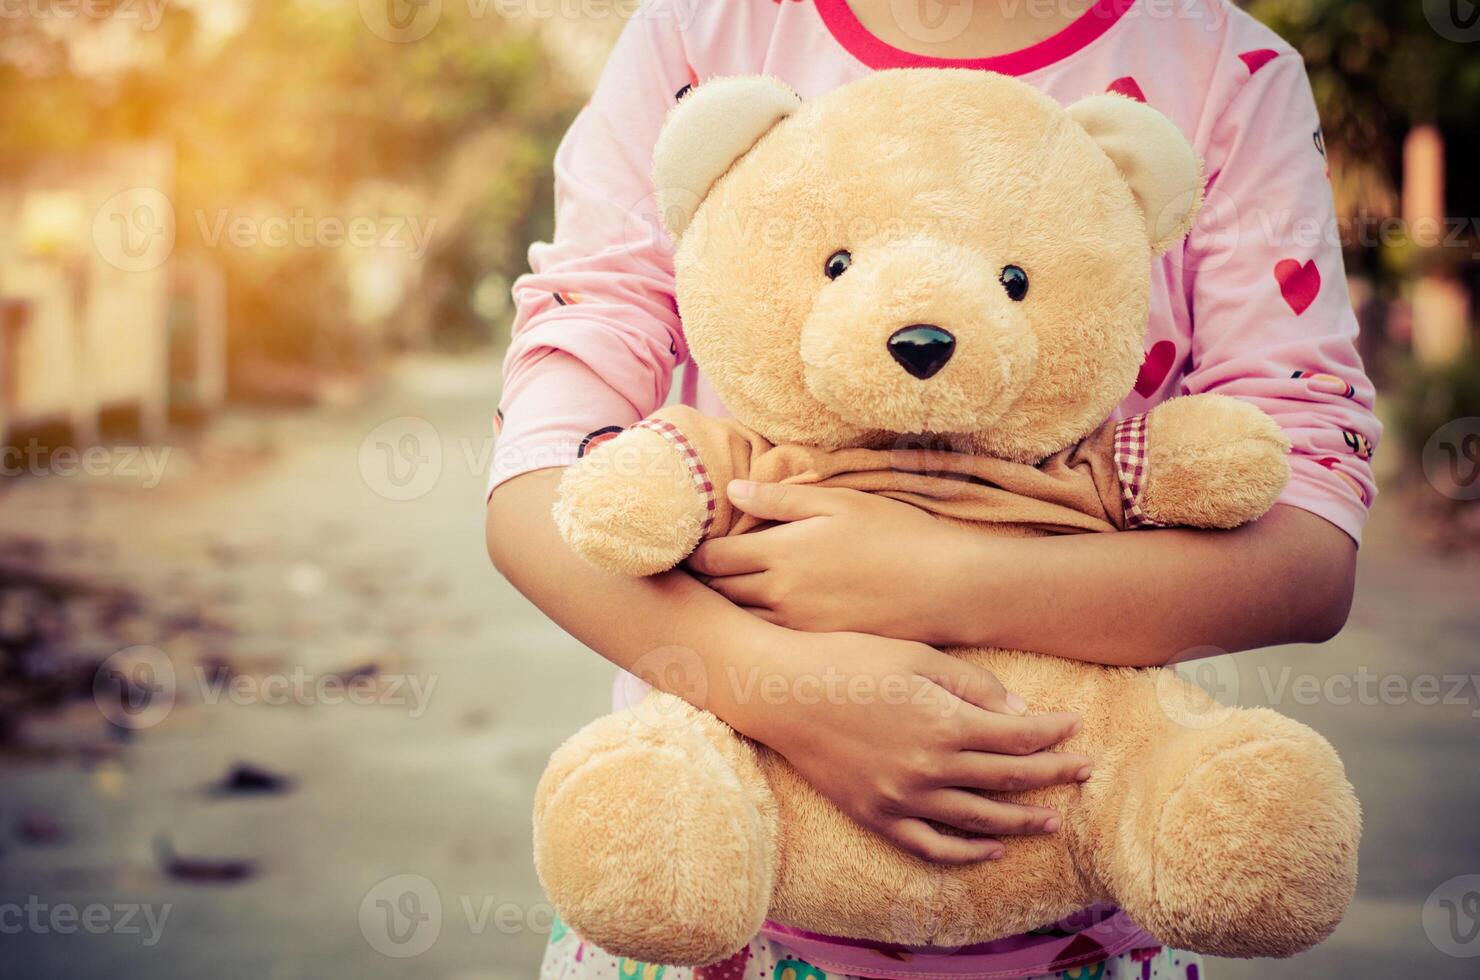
0;143;224;447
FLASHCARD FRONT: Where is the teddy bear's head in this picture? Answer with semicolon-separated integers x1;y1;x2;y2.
653;69;1203;462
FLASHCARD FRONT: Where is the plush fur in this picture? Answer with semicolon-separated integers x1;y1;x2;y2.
535;70;1359;965
552;426;707;575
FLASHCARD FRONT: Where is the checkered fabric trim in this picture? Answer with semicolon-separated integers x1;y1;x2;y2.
1114;413;1162;530
634;419;716;537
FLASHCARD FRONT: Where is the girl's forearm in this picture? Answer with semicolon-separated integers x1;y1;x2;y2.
486;469;784;738
945;505;1358;666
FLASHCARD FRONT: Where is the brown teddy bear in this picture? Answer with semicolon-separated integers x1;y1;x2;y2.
534;69;1360;967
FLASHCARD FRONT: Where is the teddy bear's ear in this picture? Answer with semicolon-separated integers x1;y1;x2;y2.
652;75;802;239
1066;95;1205;256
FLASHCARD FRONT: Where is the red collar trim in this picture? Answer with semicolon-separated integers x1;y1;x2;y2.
812;0;1137;75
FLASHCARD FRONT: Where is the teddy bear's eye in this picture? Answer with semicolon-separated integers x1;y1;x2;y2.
1000;265;1029;302
825;250;852;280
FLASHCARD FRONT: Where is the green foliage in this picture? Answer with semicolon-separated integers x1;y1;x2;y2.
1390;353;1480;464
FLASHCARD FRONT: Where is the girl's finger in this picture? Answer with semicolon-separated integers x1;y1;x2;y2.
948;750;1093;793
705;573;774;609
913;652;1027;716
727;480;854;522
687;534;776;576
959;709;1082;757
916;789;1061;837
887;817;1005;865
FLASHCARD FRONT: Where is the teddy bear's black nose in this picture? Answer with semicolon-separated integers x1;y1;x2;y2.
888;324;956;380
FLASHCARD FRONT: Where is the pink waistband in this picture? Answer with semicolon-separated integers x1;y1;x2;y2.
760;907;1161;980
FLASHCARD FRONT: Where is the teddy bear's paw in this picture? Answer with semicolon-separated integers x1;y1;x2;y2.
553;426;709;576
1139;394;1291;529
1129;709;1360;957
533;709;774;966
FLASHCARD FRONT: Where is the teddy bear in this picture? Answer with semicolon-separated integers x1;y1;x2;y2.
532;69;1360;967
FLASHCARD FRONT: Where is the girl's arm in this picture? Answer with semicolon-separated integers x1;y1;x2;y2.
690;483;1354;666
970;504;1357;664
488;14;689;495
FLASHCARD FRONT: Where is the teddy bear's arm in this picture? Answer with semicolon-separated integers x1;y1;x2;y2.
553;407;758;577
1120;394;1292;530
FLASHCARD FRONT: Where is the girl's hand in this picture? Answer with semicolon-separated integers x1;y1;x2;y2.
689;480;981;643
734;625;1090;865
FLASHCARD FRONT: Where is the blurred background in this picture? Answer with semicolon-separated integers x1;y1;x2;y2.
0;1;1477;978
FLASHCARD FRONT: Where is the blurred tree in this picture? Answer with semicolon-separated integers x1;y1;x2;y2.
1;1;584;389
1244;0;1480;248
1245;1;1480;155
1244;0;1480;374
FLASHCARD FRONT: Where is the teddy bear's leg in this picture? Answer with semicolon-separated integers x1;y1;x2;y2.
533;691;779;966
1081;671;1360;957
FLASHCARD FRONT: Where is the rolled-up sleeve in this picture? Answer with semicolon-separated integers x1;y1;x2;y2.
1182;52;1380;544
490;5;695;495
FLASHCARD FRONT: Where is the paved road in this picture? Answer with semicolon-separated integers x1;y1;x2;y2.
1;355;1476;979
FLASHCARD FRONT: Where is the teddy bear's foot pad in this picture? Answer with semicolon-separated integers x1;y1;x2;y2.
534;711;775;965
1128;715;1360;957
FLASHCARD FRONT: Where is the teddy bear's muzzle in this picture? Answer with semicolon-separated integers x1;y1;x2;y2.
887;324;956;380
795;236;1040;438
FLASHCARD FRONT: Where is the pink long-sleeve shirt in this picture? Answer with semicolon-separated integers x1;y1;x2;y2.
492;0;1379;546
